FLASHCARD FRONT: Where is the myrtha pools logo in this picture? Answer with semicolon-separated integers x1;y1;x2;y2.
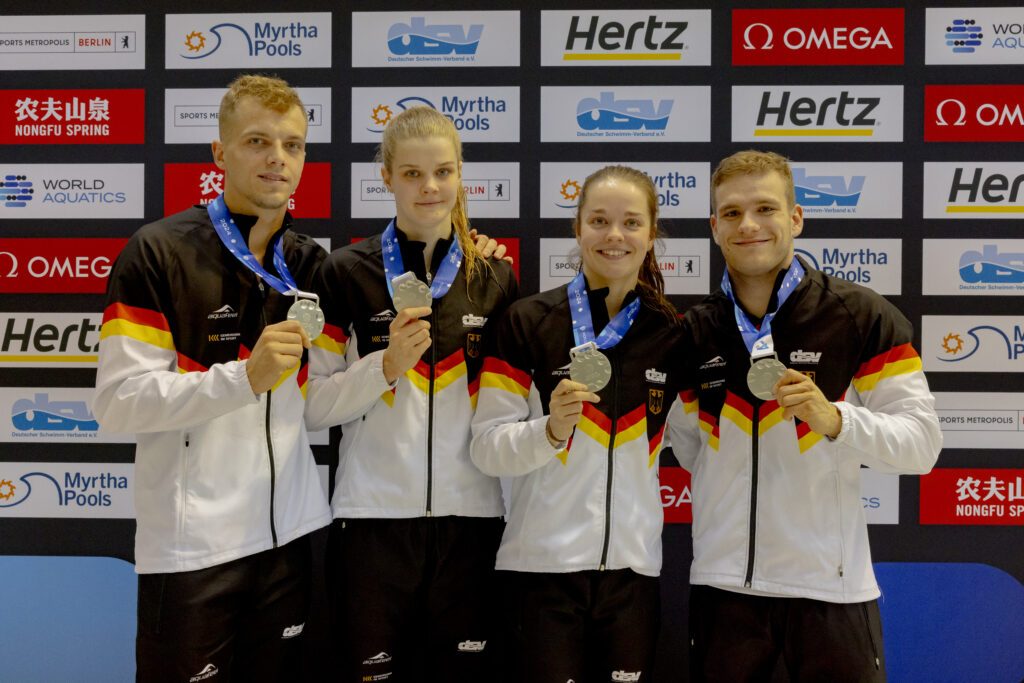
0;469;127;509
938;326;1024;363
182;21;318;59
365;95;504;134
557;178;582;209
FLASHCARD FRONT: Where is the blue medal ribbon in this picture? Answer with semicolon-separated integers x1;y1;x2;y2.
567;272;641;350
381;218;463;299
206;195;303;296
721;259;805;359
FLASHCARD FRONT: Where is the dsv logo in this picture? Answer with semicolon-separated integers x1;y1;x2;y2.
935;98;1024;127
387;18;483;56
576;92;672;131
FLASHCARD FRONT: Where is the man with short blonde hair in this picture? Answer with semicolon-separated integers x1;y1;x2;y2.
670;149;942;681
94;74;347;682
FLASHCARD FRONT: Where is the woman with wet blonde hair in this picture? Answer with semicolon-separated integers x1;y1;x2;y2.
307;106;518;681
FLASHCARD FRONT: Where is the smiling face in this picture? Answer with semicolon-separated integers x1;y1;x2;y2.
710;170;803;290
211;96;307;217
381;135;461;240
575;177;655;292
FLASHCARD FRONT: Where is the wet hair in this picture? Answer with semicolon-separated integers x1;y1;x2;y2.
218;74;305;139
376;106;483;284
573;165;678;324
710;149;795;212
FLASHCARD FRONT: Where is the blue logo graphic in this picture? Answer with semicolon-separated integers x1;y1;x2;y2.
944;18;983;54
793;168;864;208
0;472;60;507
1;174;34;209
576;92;673;131
959;245;1024;284
0;470;125;508
387;18;482;56
366;96;435;133
795;248;820;269
938;325;1024;362
11;393;98;432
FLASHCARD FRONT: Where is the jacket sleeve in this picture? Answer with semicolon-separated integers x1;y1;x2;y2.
832;301;943;474
470;305;564;477
305;252;394;431
92;228;258;434
666;321;702;472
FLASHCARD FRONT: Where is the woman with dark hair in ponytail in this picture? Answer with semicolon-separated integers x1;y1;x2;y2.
471;165;686;682
307;106;518;681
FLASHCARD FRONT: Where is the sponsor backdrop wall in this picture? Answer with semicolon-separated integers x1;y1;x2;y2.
2;1;1023;680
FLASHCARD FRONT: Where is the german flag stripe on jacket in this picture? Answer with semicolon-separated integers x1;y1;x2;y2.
91;206;332;574
668;260;941;605
470;280;685;577
308;230;519;521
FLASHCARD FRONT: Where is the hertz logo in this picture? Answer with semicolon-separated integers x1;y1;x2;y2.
946;167;1024;214
563;15;687;60
756;90;879;136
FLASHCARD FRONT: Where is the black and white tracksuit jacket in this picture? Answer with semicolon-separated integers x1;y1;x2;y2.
470;283;684;576
307;228;519;520
93;206;338;574
669;260;942;603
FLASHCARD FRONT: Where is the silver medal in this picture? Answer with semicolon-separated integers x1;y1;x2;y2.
391;272;433;312
746;357;787;401
569;342;612;393
287;298;325;341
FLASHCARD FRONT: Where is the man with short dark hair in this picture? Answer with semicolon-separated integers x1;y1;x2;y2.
670;149;942;681
93;74;380;682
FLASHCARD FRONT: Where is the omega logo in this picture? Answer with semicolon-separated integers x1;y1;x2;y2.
936;98;1024;127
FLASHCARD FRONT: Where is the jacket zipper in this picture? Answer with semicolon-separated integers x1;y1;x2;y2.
861;603;881;670
599;350;619;570
744;404;761;587
258;280;279;546
266;392;278;546
178;433;190;539
425;272;435;517
834;471;845;579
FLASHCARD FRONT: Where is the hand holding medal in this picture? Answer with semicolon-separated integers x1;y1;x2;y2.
379;220;463;383
546;378;601;447
773;368;843;438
